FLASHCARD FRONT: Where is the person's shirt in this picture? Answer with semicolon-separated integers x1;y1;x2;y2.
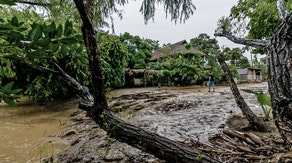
209;75;215;81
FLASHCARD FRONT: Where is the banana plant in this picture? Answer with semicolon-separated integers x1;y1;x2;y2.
241;89;272;121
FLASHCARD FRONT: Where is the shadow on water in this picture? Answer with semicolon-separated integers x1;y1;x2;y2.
0;97;76;163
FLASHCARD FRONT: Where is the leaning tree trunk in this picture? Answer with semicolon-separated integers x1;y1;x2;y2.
42;62;220;163
218;54;271;132
267;12;292;147
216;0;292;148
70;0;220;162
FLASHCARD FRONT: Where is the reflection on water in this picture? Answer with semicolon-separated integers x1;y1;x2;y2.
0;97;75;163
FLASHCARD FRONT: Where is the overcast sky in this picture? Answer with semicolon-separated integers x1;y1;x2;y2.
112;0;241;49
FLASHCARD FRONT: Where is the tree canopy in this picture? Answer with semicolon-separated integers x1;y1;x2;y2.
229;0;292;39
120;32;159;69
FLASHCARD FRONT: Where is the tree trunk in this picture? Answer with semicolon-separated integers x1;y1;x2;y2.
96;109;220;162
71;0;220;162
43;62;219;162
267;12;292;147
74;0;108;117
218;54;271;132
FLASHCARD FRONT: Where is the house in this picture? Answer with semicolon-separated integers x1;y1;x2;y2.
149;40;206;62
237;68;262;81
124;40;207;87
124;68;162;87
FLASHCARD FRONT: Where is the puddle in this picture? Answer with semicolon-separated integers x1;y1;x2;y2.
0;98;75;163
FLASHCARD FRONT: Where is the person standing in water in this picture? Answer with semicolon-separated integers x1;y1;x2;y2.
208;73;215;92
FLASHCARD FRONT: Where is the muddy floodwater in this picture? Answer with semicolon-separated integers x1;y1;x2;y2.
0;82;268;162
0;98;76;163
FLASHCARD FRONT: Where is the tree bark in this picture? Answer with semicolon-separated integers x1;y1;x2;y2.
217;0;292;148
218;54;271;132
70;0;220;162
74;0;108;117
267;12;292;147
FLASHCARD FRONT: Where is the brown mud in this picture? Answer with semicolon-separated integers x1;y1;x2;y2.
55;82;286;162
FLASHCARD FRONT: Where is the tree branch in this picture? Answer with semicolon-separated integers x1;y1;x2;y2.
25;62;94;110
216;32;269;51
277;0;290;19
52;63;94;109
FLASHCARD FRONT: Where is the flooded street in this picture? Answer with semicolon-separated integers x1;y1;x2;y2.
0;98;76;163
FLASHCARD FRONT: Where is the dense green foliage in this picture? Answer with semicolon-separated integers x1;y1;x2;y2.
190;34;223;79
0;10;87;101
120;32;159;69
223;47;250;68
0;0;198;104
148;51;206;86
229;0;292;39
0;9;130;102
0;0;248;104
99;32;129;88
0;5;162;103
190;34;241;81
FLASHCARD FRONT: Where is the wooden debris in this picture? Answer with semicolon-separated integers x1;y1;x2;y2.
207;129;291;162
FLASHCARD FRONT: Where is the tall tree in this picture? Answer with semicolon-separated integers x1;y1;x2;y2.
120;32;159;69
189;34;226;82
225;47;244;67
215;0;292;147
148;51;207;85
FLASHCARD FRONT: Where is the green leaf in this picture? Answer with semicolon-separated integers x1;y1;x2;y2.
257;93;272;107
34;37;51;47
76;45;83;53
50;43;59;52
0;0;16;5
1;82;14;93
0;24;18;31
10;88;22;94
56;25;63;37
11;16;18;26
3;98;16;107
47;22;57;38
27;50;47;59
28;60;43;70
29;24;42;41
64;20;73;36
59;37;79;44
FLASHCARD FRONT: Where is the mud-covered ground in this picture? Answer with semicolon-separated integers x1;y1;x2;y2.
46;82;274;162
